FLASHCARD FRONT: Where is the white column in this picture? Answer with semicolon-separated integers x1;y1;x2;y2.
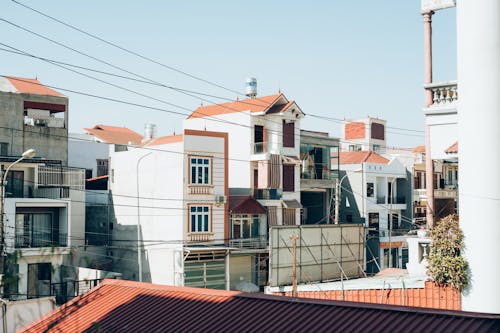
457;0;500;314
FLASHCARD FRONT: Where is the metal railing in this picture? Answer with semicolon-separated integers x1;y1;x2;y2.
301;168;338;180
253;142;267;154
229;237;268;249
15;232;68;248
51;279;102;304
38;165;85;190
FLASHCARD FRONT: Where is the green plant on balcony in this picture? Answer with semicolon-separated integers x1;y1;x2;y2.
427;214;469;291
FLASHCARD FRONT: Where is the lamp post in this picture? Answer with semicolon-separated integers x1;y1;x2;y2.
0;149;36;279
334;168;362;224
136;152;152;282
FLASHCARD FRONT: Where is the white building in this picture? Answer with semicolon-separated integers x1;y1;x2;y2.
184;93;304;226
338;151;412;272
109;129;228;289
2;159;86;299
341;117;387;154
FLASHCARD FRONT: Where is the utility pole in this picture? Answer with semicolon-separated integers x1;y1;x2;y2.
290;234;299;297
334;179;340;224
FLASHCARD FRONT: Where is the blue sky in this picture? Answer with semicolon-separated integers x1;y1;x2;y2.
0;1;456;147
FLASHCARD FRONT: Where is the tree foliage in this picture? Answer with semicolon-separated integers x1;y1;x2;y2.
427;214;469;291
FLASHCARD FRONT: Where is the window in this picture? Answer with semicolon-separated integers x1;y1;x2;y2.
373;144;381;153
366;182;374;197
349;144;362;152
282;120;295;148
346;214;353;223
15;208;63;248
6;171;24;198
28;263;51;298
85;169;93;179
189;206;210;233
190;158;211;185
282;164;295;192
0;142;8;156
254;125;265;153
232;214;259;239
96;159;109;177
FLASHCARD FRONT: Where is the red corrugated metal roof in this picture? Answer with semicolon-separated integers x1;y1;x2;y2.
338;151;389;164
20;279;500;333
84;124;143;145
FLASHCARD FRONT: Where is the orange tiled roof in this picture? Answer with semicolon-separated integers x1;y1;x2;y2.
1;76;65;97
143;134;183;146
187;93;284;119
338;151;389;164
84;124;143;145
413;145;425;153
445;141;458;154
20;279;500;333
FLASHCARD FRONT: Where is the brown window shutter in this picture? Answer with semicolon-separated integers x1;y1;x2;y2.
283;120;295;148
283;164;295;192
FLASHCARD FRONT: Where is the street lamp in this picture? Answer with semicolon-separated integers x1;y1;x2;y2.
0;149;36;274
334;168;362;224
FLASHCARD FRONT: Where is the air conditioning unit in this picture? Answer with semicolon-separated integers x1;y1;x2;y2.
215;195;226;205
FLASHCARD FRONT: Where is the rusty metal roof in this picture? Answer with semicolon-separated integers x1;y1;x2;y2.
20;279;500;333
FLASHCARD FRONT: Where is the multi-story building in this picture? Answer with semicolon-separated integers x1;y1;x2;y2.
3;161;86;299
109;129;229;289
300;129;339;224
337;151;412;273
184;92;305;290
0;76;69;164
341;117;386;154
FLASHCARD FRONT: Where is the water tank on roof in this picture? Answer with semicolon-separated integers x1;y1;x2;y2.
144;123;157;140
245;77;257;98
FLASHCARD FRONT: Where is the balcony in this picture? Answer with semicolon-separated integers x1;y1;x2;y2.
15;232;67;248
424;81;458;112
229;237;268;249
188;186;212;195
187;233;213;242
254;188;282;200
377;196;386;204
253;142;267;154
301;170;337;190
38;165;85;190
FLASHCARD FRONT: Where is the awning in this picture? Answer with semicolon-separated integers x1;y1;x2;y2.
282;199;303;209
229;196;267;214
281;155;301;164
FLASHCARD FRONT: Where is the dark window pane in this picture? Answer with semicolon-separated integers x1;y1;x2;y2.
204;215;209;232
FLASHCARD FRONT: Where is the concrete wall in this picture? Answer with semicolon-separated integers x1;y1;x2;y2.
68;134;109;177
0;297;56;333
0;91;68;164
184;112;252;189
425;113;457;160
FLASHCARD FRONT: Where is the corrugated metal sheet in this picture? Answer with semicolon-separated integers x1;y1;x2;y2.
20;279;500;333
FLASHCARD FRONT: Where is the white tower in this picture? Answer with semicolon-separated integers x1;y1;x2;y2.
457;0;500;314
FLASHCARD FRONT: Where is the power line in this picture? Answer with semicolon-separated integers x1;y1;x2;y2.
10;0;244;97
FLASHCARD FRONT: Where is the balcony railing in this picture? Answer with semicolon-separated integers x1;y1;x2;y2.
38;165;85;190
424;81;458;108
51;279;102;305
253;142;267;154
15;232;68;248
229;237;268;249
254;188;282;200
301;169;338;180
388;196;406;204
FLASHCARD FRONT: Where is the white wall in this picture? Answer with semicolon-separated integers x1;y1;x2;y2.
68;134;109;177
426;113;457;160
110;143;184;284
0;297;56;333
184;112;252;189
